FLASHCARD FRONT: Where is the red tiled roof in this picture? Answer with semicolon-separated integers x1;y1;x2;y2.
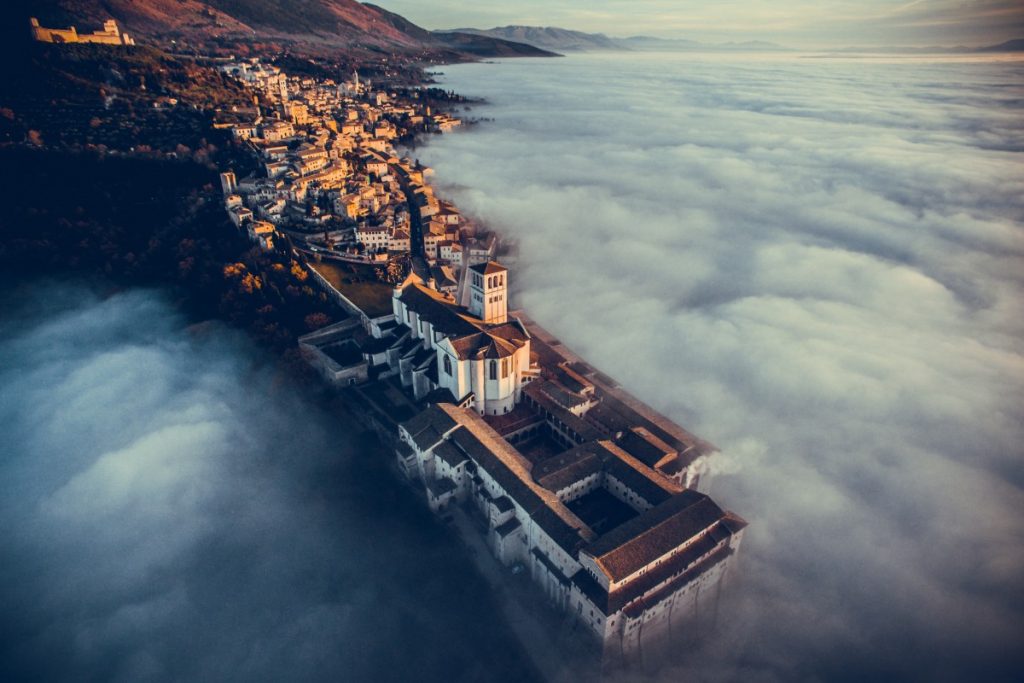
583;491;729;582
469;260;507;275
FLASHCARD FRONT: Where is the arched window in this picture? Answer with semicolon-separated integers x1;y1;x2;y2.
443;355;452;376
489;360;498;380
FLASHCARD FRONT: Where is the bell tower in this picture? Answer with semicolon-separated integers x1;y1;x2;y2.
468;261;508;324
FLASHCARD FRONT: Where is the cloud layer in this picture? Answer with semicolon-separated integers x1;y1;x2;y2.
0;282;540;683
416;51;1024;681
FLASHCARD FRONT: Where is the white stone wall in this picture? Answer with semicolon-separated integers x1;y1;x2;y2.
613;554;731;668
554;472;602;503
604;473;656;513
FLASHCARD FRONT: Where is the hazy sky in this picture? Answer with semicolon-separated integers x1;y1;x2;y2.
377;0;1024;47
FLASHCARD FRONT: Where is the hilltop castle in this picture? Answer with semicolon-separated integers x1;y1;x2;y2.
30;17;135;46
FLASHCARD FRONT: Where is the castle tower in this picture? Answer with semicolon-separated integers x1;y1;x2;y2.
468;261;508;324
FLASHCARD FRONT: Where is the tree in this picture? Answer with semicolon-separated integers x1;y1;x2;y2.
304;312;331;331
290;261;308;282
386;259;405;284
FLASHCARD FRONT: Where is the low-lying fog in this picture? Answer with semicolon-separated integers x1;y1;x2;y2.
417;51;1024;681
0;282;540;683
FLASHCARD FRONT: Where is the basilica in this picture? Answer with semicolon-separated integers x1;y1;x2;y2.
390;260;539;415
302;259;746;668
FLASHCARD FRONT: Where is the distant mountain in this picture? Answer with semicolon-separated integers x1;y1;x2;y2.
363;5;558;57
974;38;1024;52
431;31;561;58
438;26;799;53
24;0;558;59
445;25;623;52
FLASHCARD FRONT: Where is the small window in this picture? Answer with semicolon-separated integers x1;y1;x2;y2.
443;355;452;376
489;360;498;380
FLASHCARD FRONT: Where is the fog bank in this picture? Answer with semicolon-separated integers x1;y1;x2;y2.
0;282;539;683
418;52;1024;681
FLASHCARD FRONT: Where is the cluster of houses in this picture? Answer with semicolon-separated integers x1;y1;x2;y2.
215;58;478;267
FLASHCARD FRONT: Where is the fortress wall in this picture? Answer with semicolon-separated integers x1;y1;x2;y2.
33;26;79;43
30;18;134;46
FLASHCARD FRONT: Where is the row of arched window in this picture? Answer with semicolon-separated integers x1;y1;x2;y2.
443;356;511;380
489;359;511;380
473;273;505;289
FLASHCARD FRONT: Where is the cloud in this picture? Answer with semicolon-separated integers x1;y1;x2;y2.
0;283;541;683
415;52;1024;680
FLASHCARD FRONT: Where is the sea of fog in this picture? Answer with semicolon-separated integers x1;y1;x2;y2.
0;282;541;683
415;51;1024;681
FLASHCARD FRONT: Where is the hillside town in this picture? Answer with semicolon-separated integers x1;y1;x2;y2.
13;18;747;674
208;56;747;671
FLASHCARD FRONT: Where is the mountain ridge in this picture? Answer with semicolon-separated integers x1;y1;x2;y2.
438;23;1024;55
23;1;559;59
445;25;624;52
